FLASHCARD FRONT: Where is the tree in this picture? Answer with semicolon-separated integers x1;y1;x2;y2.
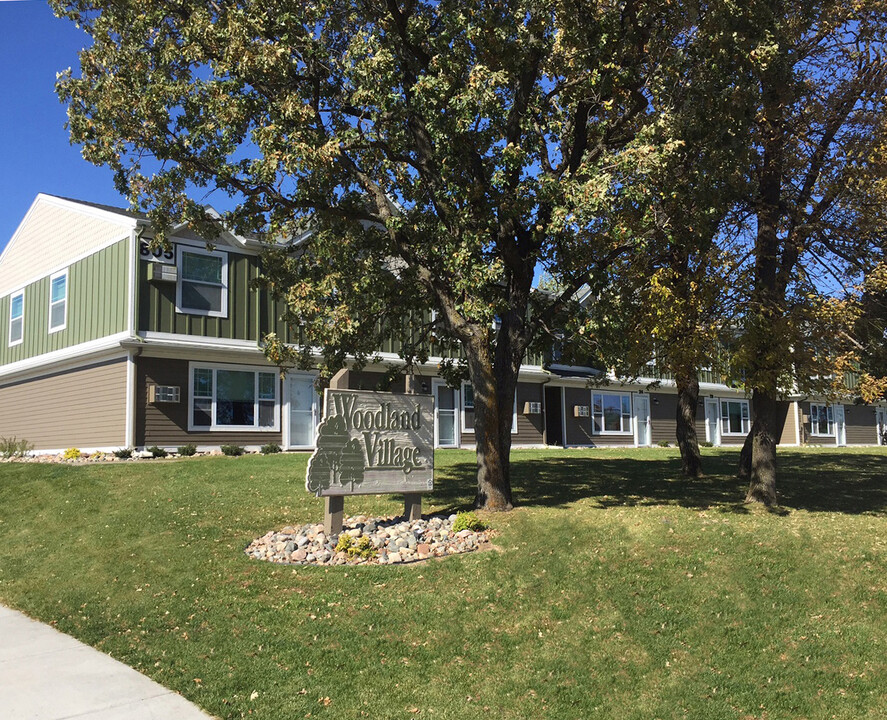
584;3;756;476
54;0;683;509
731;0;887;504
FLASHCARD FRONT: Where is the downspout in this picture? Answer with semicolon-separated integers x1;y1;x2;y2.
124;224;147;449
539;370;554;446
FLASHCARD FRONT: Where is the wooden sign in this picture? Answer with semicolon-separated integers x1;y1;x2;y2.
306;389;434;497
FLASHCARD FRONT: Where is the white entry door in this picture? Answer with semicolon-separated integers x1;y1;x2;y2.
634;394;651;446
287;375;318;449
877;408;887;445
834;404;846;446
434;382;460;448
705;399;721;446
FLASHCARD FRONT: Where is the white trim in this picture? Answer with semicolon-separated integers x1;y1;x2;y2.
591;390;633;435
7;288;24;347
704;398;721;445
48;269;68;334
125;350;136;448
460;380;474;434
560;386;567;448
175;245;229;318
187;361;280;432
809;402;835;438
793;400;801;446
432;379;460;448
633;392;651;447
833;404;846;446
719;398;750;436
134;332;263;353
283;371;319;450
128;230;138;336
0;332;131;382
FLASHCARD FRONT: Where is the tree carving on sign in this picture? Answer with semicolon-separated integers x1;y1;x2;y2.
306;415;365;495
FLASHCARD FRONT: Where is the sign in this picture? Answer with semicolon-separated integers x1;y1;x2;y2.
306;389;434;497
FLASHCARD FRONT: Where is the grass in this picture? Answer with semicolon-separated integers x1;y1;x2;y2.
1;446;886;719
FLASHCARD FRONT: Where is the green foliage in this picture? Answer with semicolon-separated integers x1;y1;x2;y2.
700;441;714;448
260;443;281;455
0;437;33;459
220;445;245;457
113;447;133;459
335;534;376;559
177;444;197;457
452;511;486;533
62;448;81;460
147;446;168;459
657;440;670;448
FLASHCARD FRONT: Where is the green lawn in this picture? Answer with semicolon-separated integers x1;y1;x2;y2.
1;447;886;719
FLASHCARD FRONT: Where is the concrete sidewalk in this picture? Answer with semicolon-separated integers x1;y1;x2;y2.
0;604;214;719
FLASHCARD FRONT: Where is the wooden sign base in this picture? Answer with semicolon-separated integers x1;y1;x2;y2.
323;493;423;537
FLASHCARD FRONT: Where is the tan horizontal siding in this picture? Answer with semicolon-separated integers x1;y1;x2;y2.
649;393;707;446
843;404;879;445
0;358;127;449
515;382;544;444
779;402;798;445
136;356;282;448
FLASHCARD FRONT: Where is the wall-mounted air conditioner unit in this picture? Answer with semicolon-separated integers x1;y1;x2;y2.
574;405;589;418
149;385;181;404
523;401;542;415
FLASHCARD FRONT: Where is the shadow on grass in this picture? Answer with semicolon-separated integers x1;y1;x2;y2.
430;449;887;516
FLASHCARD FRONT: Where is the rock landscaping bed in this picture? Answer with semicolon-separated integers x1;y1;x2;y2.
246;514;492;566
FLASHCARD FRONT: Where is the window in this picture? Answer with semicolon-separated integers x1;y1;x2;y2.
177;246;228;317
592;392;632;434
8;290;23;346
461;382;518;434
720;399;750;435
189;363;278;431
810;403;834;437
49;270;67;332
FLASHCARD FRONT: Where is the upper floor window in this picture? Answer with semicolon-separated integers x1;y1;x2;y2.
49;270;67;333
176;246;228;317
8;290;23;346
720;399;750;435
592;392;632;434
810;403;834;437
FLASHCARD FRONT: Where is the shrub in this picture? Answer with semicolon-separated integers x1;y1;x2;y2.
177;444;197;457
113;447;133;459
335;534;376;559
452;511;486;533
260;442;282;455
62;448;82;460
657;440;670;448
0;436;33;459
91;450;107;461
701;441;713;448
147;445;168;458
220;444;245;456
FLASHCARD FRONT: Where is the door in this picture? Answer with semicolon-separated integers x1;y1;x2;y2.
544;386;564;447
434;382;459;448
878;408;887;445
634;394;651;446
287;375;318;449
834;404;846;446
705;398;721;446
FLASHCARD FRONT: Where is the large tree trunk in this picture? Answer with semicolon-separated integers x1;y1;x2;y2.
466;339;515;511
674;371;702;477
738;430;752;480
745;387;779;505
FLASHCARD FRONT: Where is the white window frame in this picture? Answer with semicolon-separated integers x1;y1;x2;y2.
460;381;518;434
591;391;633;435
176;245;229;318
188;362;279;432
809;403;834;437
8;289;24;347
48;269;68;333
720;398;750;436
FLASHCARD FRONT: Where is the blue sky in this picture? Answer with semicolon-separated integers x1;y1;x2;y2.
0;1;126;252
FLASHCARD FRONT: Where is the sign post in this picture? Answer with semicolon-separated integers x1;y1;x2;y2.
306;389;435;534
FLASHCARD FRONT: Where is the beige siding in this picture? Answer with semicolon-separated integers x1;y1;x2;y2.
778;401;798;445
844;403;879;445
136;356;283;447
649;393;707;445
0;197;132;298
0;358;127;449
515;382;544;444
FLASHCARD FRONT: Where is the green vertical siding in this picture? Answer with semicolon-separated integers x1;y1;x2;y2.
0;239;129;365
138;249;265;340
